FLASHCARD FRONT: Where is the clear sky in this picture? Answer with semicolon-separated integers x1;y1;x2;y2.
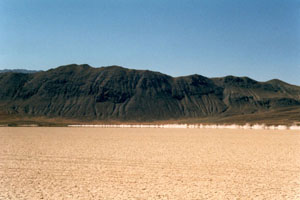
0;0;299;85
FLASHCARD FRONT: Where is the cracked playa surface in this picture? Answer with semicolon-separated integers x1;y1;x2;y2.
0;127;299;199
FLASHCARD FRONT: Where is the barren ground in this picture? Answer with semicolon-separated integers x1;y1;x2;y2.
0;127;299;199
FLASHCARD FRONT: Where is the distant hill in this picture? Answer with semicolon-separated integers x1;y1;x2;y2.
0;64;299;125
0;69;41;74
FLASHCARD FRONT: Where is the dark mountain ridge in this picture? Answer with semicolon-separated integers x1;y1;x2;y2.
0;64;300;125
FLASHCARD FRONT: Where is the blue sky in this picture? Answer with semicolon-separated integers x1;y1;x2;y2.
0;0;299;85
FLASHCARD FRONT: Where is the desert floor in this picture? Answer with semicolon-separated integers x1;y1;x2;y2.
0;127;299;199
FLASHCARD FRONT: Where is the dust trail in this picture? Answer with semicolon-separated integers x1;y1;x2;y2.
68;124;300;130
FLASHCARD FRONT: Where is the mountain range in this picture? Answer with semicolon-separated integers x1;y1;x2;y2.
0;69;41;74
0;64;299;126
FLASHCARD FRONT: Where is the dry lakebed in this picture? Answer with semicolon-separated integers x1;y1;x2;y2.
0;127;299;199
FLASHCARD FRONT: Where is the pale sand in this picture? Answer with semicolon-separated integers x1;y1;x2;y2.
0;128;299;199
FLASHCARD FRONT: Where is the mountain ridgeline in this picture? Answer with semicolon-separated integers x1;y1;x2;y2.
0;69;41;74
1;64;300;124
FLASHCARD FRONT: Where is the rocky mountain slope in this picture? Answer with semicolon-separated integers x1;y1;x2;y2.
0;64;300;124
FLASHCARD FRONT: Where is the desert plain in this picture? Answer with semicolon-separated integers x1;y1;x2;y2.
0;127;299;199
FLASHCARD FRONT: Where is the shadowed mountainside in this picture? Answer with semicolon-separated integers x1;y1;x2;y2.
0;64;300;125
